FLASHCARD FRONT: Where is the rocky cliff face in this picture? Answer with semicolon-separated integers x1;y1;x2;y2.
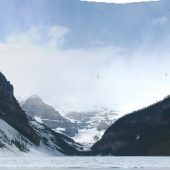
0;72;39;145
21;96;78;137
91;96;170;156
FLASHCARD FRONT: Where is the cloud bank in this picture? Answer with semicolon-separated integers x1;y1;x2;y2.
1;20;170;115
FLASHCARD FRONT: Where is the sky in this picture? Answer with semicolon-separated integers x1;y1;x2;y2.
81;0;159;3
0;0;170;114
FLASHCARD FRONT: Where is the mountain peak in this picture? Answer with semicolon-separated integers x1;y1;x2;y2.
27;95;45;104
21;95;79;137
29;95;42;100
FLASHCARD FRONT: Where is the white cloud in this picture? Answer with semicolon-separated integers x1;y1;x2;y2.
1;25;170;115
6;25;70;48
80;0;159;4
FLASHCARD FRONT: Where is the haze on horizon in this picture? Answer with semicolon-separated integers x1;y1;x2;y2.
0;0;170;115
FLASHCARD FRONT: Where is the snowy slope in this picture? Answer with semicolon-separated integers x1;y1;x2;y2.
29;118;85;155
0;118;39;157
0;118;84;156
0;118;28;155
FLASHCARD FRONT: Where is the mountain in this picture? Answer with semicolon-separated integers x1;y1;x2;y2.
0;72;83;156
0;72;39;145
91;96;170;156
28;118;84;156
21;96;118;146
0;117;84;156
21;96;78;137
65;109;118;146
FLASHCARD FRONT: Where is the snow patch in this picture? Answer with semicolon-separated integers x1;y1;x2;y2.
34;116;43;123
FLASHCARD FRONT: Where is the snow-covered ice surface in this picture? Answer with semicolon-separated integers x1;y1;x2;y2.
0;157;170;169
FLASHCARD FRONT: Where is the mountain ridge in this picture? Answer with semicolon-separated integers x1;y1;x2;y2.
91;96;170;156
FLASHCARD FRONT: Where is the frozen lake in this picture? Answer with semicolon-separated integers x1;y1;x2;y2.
0;157;170;169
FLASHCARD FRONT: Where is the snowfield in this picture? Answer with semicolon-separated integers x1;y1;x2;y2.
65;108;119;146
72;128;104;148
0;157;170;169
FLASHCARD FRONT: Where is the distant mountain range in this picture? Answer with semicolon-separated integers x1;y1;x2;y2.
18;91;170;156
0;72;84;156
20;96;118;146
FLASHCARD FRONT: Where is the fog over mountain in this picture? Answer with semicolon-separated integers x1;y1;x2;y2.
0;0;170;114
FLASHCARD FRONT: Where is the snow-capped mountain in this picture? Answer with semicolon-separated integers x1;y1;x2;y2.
21;95;119;146
21;96;78;137
0;72;84;156
65;109;119;146
20;94;119;147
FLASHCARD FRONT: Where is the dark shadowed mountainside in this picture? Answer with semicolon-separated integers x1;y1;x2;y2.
91;96;170;156
0;72;39;145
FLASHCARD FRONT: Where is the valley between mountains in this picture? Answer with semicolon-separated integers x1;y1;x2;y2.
1;71;170;156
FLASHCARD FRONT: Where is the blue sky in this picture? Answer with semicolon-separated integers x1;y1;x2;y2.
0;0;167;48
0;0;170;114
